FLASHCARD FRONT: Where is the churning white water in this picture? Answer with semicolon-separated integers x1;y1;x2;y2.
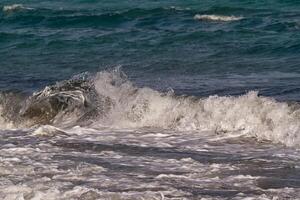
1;69;300;199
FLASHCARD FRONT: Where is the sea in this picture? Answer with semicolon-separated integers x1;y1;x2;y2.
1;1;300;199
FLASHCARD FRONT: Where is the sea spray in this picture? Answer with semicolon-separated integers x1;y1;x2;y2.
0;69;300;146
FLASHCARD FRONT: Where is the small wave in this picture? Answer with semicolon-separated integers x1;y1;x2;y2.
169;6;191;11
2;4;33;12
194;14;243;22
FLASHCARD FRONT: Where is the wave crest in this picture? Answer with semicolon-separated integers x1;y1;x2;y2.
0;69;300;147
194;14;243;22
91;70;300;147
3;4;33;12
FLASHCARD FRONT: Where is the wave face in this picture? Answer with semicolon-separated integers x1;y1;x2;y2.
1;69;300;147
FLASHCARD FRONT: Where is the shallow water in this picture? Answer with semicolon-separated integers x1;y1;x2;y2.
1;127;300;199
2;0;300;199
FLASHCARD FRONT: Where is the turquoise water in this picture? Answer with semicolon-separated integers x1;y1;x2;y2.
1;1;300;99
2;1;300;199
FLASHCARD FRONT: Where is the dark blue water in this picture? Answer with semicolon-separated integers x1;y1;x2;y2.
1;0;300;99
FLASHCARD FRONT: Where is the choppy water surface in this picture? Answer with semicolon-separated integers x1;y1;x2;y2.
0;70;298;199
1;0;300;199
1;127;300;199
1;0;300;99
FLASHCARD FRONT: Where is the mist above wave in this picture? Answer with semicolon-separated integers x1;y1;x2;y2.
0;69;300;146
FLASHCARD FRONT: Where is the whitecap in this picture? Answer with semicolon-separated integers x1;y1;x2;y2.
169;6;191;11
194;14;243;22
2;68;300;147
90;69;300;147
3;4;33;12
32;125;68;137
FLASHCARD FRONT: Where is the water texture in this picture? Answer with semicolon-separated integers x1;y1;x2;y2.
1;1;300;199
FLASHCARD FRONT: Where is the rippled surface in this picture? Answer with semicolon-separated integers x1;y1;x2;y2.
1;1;300;99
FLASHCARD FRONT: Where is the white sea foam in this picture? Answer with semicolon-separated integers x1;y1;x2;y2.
169;6;191;11
0;106;14;129
1;69;300;147
32;125;67;137
194;14;243;22
3;4;33;12
0;118;299;199
90;69;300;147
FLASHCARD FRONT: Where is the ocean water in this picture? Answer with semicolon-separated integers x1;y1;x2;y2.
1;1;300;199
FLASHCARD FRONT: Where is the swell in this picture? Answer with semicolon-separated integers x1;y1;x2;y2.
0;7;193;28
1;69;300;147
2;4;298;39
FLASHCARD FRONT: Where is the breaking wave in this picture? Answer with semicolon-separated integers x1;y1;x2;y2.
1;69;300;147
2;4;33;12
194;14;243;22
